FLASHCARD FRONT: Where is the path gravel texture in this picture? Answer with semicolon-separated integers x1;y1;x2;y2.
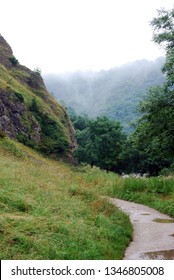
110;198;174;260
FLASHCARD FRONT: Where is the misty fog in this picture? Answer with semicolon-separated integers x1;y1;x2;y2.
44;57;165;132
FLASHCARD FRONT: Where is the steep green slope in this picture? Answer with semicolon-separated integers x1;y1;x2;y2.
44;58;165;132
0;35;76;161
0;137;132;259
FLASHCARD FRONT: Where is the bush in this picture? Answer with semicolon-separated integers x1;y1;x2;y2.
0;130;6;138
14;92;24;103
29;98;69;155
9;55;19;66
16;133;36;149
160;163;174;176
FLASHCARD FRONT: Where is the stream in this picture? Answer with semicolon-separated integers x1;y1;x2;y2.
110;198;174;260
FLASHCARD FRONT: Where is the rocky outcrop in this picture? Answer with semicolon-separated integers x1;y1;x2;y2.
0;89;41;142
0;34;76;160
0;35;13;68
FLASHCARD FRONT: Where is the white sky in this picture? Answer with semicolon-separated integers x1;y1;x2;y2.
0;0;174;73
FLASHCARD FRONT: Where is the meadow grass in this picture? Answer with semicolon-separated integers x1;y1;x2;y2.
80;166;174;218
0;138;132;259
111;176;174;218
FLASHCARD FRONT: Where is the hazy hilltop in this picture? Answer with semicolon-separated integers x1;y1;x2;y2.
0;34;76;161
44;57;165;131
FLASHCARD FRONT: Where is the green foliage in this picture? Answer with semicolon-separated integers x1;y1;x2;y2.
151;8;174;89
8;55;19;66
29;98;38;112
16;133;36;149
30;98;69;155
72;114;90;130
0;130;6;138
160;162;174;176
73;114;126;172
128;7;174;175
14;92;24;103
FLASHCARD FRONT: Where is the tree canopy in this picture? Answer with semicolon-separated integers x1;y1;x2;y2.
68;7;174;176
73;115;126;172
130;7;174;175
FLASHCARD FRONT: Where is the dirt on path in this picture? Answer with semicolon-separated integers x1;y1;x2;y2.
110;198;174;260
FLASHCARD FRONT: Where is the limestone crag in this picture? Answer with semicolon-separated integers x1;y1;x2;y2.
0;89;41;142
0;34;76;160
0;35;13;68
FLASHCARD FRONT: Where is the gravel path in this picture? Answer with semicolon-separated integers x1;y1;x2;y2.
110;198;174;260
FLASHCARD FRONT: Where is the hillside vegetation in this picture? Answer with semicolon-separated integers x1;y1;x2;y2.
0;137;132;259
0;35;76;162
44;58;165;132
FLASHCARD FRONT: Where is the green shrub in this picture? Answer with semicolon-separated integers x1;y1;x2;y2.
160;163;174;176
0;130;6;138
9;55;19;66
16;133;36;149
14;92;24;103
29;98;69;155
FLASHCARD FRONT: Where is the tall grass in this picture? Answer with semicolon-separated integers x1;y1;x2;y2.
111;176;174;217
0;138;132;259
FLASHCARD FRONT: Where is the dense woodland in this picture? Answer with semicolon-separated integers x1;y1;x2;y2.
65;7;174;176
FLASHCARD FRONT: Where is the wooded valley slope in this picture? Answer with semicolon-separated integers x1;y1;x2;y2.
44;58;165;132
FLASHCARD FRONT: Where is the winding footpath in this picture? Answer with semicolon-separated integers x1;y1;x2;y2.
110;198;174;260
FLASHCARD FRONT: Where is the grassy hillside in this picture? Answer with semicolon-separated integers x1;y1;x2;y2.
0;136;132;259
0;34;76;161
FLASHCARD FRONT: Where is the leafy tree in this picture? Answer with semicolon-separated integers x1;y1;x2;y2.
73;115;126;172
73;114;90;131
151;7;174;86
71;7;174;175
130;7;174;175
73;128;91;163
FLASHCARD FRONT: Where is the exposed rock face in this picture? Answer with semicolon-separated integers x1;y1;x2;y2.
0;89;41;142
0;34;76;160
0;35;13;68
